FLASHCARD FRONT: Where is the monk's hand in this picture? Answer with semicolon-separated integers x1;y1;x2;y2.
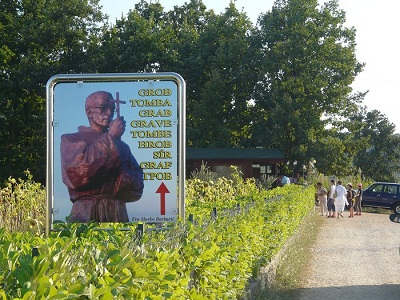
109;116;126;139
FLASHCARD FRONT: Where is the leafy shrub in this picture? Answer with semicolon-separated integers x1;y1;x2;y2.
256;174;277;190
0;171;314;299
0;171;45;233
190;161;218;182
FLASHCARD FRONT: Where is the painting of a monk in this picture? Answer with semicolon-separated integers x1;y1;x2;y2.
60;91;144;222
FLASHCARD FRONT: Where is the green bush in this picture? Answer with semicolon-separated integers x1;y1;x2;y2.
0;172;314;299
0;171;45;233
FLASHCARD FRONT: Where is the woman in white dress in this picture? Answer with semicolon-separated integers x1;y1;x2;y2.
334;181;347;218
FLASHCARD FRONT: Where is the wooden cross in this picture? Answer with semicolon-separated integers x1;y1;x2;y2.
109;92;126;118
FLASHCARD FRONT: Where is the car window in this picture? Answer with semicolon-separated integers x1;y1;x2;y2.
367;184;384;193
384;185;398;195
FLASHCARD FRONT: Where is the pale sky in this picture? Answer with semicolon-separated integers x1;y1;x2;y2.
100;0;400;133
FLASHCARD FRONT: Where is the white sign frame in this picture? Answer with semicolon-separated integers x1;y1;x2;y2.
46;73;186;235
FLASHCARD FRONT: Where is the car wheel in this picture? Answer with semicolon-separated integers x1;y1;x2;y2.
393;203;400;214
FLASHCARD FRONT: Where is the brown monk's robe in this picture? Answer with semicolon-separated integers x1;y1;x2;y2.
61;126;144;222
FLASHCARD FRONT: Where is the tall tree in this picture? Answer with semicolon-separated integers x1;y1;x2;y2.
2;0;398;184
95;1;177;73
307;94;368;176
354;110;400;181
252;0;364;163
0;0;105;183
184;3;258;147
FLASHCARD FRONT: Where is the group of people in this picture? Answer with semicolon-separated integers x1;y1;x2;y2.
316;180;363;219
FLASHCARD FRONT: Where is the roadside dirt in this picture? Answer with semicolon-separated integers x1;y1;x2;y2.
297;212;400;299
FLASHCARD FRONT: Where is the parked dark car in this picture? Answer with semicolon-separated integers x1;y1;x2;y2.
362;182;400;213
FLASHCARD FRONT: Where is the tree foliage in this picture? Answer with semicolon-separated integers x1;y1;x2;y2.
354;110;400;181
0;0;106;183
0;0;399;183
185;3;257;147
251;0;364;163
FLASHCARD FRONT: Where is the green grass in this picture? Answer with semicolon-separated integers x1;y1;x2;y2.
253;210;323;299
362;206;391;214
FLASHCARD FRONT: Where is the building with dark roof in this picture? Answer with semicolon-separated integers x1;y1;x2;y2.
186;148;286;179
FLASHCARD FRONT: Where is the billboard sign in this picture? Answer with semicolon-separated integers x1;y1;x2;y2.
46;73;185;233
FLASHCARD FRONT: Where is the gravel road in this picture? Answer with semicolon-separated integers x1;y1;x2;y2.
298;212;400;300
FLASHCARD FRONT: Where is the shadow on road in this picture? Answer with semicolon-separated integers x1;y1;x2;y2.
258;284;400;300
297;284;400;300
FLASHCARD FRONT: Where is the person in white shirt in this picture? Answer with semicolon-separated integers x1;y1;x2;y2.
335;181;347;219
327;179;336;218
278;174;291;186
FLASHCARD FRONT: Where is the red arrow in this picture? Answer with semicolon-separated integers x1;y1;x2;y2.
156;182;170;215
